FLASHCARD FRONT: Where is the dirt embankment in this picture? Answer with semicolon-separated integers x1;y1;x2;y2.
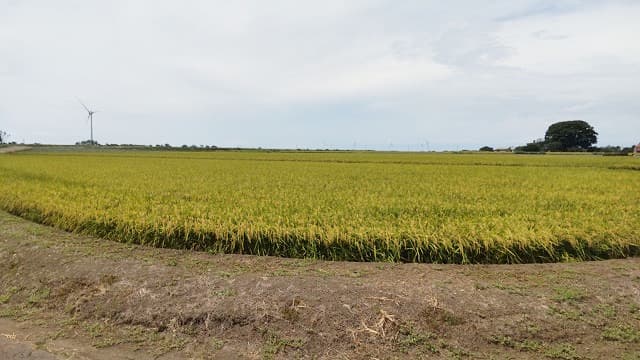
0;146;31;154
0;210;639;359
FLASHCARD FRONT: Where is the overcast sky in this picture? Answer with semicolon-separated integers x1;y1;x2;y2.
1;0;638;149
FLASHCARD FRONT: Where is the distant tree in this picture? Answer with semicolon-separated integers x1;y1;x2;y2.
75;139;99;146
0;130;7;144
544;120;598;151
515;141;545;153
620;145;633;154
479;146;494;152
596;145;622;153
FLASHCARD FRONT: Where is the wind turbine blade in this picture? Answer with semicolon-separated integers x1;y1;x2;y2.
76;98;91;113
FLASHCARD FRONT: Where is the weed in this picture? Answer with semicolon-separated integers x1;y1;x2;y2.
622;351;640;360
548;306;584;320
493;282;526;295
592;303;616;319
544;343;580;360
553;287;587;303
397;326;438;354
262;332;305;359
210;337;225;350
0;286;18;304
518;339;543;352
27;287;50;306
489;335;513;347
602;325;640;342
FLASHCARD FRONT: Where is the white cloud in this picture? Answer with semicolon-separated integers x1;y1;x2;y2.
495;2;640;75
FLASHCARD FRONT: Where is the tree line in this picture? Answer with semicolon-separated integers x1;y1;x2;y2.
481;120;636;154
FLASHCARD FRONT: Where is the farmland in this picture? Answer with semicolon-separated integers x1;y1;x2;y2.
0;150;638;263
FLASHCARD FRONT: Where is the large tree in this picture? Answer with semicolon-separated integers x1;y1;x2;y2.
544;120;598;151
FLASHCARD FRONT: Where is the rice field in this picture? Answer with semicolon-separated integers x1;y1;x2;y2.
0;150;638;263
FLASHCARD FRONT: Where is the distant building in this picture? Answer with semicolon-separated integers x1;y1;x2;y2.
635;143;640;156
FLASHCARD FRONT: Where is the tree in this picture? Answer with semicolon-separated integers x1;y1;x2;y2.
515;141;545;153
0;130;7;144
75;139;99;146
544;120;597;151
479;146;494;152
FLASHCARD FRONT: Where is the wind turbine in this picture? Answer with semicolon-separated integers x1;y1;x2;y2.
77;99;98;144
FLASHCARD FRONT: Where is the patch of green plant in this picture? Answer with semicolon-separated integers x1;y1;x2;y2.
553;287;587;303
0;286;19;304
262;332;305;359
210;337;225;350
27;287;50;306
622;351;640;360
493;282;526;295
602;324;640;343
0;307;20;318
397;326;438;354
518;339;543;352
166;259;178;266
489;335;513;347
592;303;616;319
84;322;107;338
270;269;295;276
544;343;581;360
548;306;583;321
212;288;236;297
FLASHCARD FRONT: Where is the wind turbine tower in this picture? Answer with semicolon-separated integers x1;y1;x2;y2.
78;99;98;144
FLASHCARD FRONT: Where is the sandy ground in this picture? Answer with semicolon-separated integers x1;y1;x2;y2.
0;146;31;154
0;210;639;359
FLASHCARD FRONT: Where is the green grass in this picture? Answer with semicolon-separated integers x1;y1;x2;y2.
0;286;19;304
602;325;640;342
0;150;639;263
553;287;587;303
544;343;581;359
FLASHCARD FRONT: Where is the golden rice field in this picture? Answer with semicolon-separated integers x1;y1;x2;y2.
0;150;639;263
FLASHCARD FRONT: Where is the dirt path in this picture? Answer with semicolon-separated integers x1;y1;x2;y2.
1;211;639;359
0;146;31;154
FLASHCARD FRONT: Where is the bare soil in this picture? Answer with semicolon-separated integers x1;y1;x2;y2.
0;210;639;359
0;146;31;154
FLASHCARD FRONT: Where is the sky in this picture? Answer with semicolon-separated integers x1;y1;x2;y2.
0;0;639;150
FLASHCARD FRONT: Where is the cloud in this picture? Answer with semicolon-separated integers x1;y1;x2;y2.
495;2;640;76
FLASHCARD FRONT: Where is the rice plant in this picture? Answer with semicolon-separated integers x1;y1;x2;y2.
0;150;638;263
